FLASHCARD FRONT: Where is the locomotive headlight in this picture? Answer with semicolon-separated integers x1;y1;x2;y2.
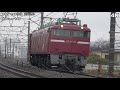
81;26;83;29
61;25;63;28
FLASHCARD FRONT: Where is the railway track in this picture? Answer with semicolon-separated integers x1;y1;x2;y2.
52;69;102;78
0;59;102;78
41;64;101;78
0;62;46;78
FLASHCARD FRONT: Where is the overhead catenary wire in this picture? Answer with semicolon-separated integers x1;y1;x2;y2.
116;20;120;29
0;12;29;58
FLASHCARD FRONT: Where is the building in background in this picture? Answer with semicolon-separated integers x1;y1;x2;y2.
92;50;120;65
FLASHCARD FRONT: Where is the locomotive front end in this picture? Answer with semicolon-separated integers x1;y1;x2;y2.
48;18;91;71
30;18;91;72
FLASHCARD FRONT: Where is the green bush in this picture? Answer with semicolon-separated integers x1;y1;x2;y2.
87;53;108;65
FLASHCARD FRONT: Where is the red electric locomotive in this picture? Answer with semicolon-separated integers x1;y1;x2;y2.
29;18;91;72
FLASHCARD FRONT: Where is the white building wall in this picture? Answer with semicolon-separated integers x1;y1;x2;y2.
92;51;120;65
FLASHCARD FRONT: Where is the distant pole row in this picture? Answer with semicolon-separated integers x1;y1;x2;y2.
4;38;15;59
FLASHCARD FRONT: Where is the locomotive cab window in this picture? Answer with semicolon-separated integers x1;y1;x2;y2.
84;31;90;38
51;29;70;37
51;29;61;36
73;31;84;38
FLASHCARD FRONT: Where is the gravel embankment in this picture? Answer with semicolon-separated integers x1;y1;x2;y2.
0;68;21;78
0;58;92;78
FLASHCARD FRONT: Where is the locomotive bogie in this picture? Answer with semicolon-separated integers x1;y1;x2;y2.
30;53;86;71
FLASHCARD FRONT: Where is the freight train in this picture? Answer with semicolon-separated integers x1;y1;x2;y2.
29;18;91;72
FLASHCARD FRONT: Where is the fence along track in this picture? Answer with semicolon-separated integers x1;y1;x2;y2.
0;62;46;78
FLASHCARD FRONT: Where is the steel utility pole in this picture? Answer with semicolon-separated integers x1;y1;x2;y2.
109;12;116;77
4;38;7;59
40;12;44;29
15;45;17;58
12;44;14;59
27;17;30;62
0;45;1;57
10;38;11;59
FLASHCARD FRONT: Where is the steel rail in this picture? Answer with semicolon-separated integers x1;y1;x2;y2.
41;64;101;78
0;62;46;78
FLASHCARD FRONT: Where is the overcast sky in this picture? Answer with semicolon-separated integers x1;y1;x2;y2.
44;12;111;42
0;12;120;42
45;12;120;42
77;12;110;41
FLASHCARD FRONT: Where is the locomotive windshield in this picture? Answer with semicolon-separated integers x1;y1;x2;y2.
73;31;84;38
73;31;90;38
84;31;90;38
51;29;90;38
51;29;70;36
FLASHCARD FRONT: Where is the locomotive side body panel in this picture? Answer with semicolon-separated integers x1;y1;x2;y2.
30;29;49;54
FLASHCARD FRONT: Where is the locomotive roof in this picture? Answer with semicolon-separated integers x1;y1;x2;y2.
31;24;90;34
51;24;90;31
31;28;48;34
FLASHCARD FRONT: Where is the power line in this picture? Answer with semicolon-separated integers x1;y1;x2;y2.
45;12;53;17
116;20;120;29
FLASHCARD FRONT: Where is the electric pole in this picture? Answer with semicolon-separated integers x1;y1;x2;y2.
40;12;44;29
4;38;7;59
15;45;17;58
27;17;30;62
0;45;1;57
12;44;14;59
10;38;11;59
109;12;116;77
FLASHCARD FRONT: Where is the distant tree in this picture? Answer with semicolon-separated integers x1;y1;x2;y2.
87;53;108;65
90;38;110;52
87;53;101;64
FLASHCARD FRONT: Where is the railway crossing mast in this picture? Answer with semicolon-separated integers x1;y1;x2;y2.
108;12;116;77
